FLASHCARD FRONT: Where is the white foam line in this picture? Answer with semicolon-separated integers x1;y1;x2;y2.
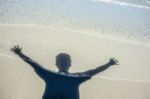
0;53;19;60
98;76;150;83
1;52;150;84
1;23;150;48
91;0;150;10
0;23;100;37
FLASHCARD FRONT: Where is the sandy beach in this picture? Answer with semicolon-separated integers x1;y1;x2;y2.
0;0;150;98
0;25;150;99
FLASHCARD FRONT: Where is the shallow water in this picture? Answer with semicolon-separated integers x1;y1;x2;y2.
0;0;150;46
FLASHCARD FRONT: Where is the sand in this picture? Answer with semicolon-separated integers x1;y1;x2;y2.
0;24;150;99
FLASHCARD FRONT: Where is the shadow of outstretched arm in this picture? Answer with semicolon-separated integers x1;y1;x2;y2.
10;45;50;80
82;58;118;77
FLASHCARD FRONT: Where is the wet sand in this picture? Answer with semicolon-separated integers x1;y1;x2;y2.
0;25;150;99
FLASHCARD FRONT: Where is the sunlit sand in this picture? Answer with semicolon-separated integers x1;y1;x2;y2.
0;24;150;99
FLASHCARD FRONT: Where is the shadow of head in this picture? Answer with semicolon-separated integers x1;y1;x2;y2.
56;53;71;73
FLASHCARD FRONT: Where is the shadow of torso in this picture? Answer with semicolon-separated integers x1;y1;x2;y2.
36;69;91;99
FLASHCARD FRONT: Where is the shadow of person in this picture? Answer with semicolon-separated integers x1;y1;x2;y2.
11;45;118;99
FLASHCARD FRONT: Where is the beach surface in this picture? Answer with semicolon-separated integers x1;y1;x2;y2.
0;25;150;99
